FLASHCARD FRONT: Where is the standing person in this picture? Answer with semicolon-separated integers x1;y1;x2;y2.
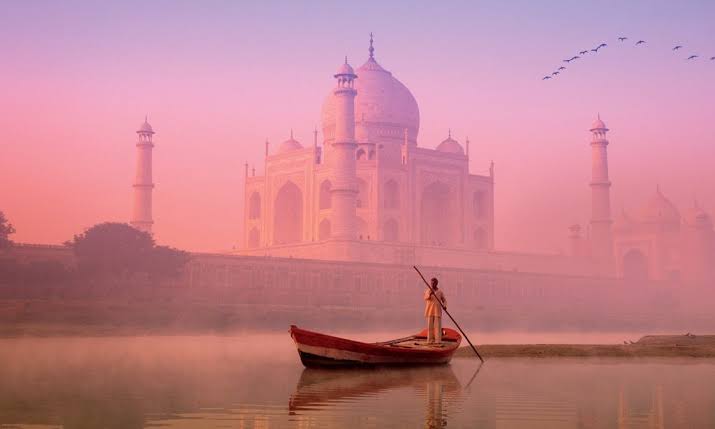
424;277;447;344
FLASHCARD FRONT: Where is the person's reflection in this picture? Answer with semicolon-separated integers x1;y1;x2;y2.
423;377;448;428
418;364;479;428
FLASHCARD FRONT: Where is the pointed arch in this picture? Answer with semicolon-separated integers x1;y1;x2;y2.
384;218;399;242
384;179;400;209
356;178;369;209
474;228;487;250
421;181;452;246
318;218;331;240
248;228;260;248
319;180;332;210
357;217;368;239
623;249;648;282
248;192;261;219
273;181;303;244
473;191;485;219
356;148;366;161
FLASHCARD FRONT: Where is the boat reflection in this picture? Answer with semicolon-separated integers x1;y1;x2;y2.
289;365;466;428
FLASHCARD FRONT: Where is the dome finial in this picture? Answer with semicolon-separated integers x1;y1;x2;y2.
290;128;294;139
369;32;375;60
344;55;348;64
448;128;451;139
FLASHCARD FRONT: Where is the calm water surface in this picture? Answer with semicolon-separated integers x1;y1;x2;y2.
1;333;714;428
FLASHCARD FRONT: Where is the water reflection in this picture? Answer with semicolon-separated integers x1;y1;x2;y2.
289;366;464;428
0;335;714;428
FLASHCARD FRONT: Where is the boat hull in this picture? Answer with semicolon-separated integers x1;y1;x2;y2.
290;325;462;368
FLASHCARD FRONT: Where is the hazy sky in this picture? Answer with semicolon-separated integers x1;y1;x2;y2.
1;0;713;253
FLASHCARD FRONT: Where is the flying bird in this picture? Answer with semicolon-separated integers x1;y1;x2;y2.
558;66;566;70
687;55;699;60
552;71;560;76
563;58;573;63
710;57;715;61
618;37;628;42
635;40;646;45
572;55;581;60
591;48;599;53
598;43;607;48
579;50;589;55
673;45;683;51
542;76;552;80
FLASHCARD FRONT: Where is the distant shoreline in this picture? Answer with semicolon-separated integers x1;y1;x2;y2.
456;335;715;358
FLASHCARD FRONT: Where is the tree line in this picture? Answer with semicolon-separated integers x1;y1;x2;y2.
0;211;190;286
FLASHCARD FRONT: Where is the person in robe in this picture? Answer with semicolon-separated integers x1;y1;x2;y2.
424;277;447;344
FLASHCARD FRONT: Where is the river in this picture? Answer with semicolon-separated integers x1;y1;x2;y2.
0;333;714;428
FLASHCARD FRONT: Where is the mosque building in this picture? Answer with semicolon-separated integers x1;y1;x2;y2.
569;116;715;283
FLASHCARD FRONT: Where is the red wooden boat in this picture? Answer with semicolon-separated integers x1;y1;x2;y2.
289;325;462;367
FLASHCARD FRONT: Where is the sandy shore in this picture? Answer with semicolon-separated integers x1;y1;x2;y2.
456;335;715;358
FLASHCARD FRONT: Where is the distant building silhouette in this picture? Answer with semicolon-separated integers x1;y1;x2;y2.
571;117;715;283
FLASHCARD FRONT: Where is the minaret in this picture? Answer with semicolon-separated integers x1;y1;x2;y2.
330;57;359;240
589;115;613;262
131;116;155;234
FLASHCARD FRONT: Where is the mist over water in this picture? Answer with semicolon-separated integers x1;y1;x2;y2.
1;334;714;428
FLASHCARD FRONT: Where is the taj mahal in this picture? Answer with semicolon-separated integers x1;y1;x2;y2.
239;36;497;267
127;36;714;284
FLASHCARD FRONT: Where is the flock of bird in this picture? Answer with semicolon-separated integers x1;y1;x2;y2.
542;36;714;80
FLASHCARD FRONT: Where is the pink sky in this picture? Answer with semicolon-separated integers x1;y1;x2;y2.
1;1;713;253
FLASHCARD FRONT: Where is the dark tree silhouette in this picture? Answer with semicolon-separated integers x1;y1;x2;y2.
66;222;189;280
150;245;191;279
0;211;16;249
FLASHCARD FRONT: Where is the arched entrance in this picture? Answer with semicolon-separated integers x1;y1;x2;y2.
357;217;369;239
384;180;400;209
474;228;486;250
249;192;261;219
421;181;452;246
384;218;398;242
472;191;485;219
623;249;649;282
273;181;303;244
319;180;331;210
356;178;369;209
248;228;260;248
318;218;331;240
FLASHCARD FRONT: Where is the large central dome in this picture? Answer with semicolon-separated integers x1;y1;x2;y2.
321;42;420;144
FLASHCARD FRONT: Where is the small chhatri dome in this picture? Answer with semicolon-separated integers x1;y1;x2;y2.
590;114;607;131
685;201;712;228
335;57;356;77
278;130;303;153
638;186;681;225
138;115;154;134
436;130;464;155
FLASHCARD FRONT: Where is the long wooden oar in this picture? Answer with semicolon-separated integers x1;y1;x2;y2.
413;266;484;362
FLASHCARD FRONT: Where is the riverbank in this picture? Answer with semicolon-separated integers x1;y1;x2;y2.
456;335;715;358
